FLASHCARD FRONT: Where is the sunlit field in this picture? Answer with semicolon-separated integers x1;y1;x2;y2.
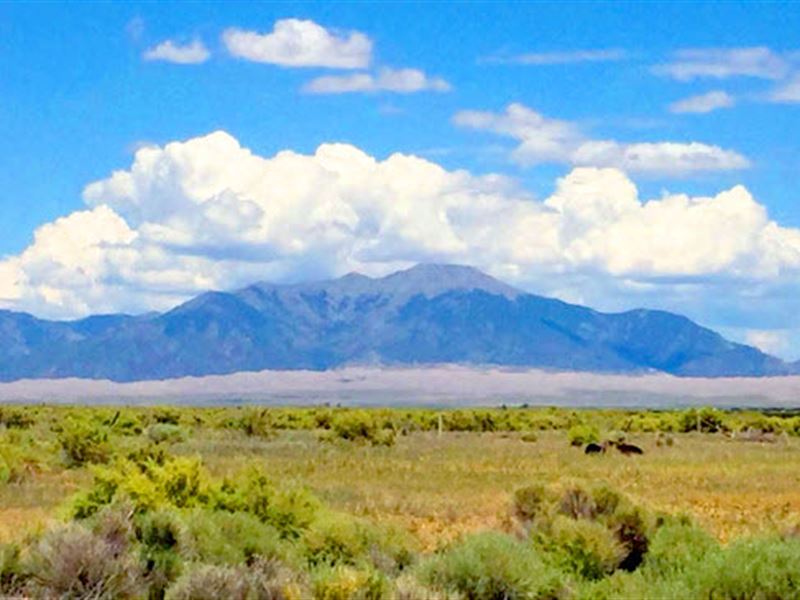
0;404;797;598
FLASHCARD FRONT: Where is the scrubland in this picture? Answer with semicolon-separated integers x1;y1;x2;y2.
0;404;798;598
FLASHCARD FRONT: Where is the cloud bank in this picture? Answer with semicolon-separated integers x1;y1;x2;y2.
2;130;799;355
454;103;750;175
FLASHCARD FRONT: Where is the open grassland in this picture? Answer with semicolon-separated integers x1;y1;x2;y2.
181;428;800;549
0;404;799;598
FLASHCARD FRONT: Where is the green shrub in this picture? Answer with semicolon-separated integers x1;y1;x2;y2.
211;470;320;539
544;515;626;580
567;424;599;446
520;432;538;443
329;412;396;447
0;409;35;429
136;509;190;597
617;413;677;433
72;456;211;518
311;564;388;600
184;509;287;566
57;418;112;467
677;407;727;433
419;531;564;599
303;513;415;573
658;536;800;599
513;484;547;523
515;483;654;578
640;519;718;578
0;441;39;483
153;409;182;425
0;543;24;596
234;408;276;439
147;423;188;445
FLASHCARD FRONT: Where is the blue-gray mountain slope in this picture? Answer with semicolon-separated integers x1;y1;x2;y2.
0;264;791;381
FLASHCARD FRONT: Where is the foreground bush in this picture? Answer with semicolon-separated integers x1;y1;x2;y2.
312;564;388;600
166;558;303;600
514;483;653;579
419;532;565;599
25;523;143;598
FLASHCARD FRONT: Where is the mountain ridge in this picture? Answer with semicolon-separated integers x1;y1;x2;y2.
0;264;792;382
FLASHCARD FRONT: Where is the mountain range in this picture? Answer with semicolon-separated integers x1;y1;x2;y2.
0;264;794;382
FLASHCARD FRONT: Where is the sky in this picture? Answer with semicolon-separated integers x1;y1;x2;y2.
2;2;800;358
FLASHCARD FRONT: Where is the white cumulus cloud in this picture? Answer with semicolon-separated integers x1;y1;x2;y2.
143;39;210;64
669;90;735;114
222;19;372;68
454;103;749;175
303;67;451;94
2;131;800;338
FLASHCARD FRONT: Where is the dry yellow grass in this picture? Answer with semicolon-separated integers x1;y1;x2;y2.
177;429;800;549
0;425;798;549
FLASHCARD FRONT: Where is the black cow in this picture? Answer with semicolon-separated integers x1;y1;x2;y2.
585;442;604;454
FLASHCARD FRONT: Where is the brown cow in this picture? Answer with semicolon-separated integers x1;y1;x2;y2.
615;442;644;456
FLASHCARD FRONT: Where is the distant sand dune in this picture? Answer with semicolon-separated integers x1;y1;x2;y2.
0;366;798;407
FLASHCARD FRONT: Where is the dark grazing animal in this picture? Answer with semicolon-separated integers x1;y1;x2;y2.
585;442;604;454
615;442;644;456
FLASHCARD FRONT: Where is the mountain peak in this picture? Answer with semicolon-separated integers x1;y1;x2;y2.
378;263;521;299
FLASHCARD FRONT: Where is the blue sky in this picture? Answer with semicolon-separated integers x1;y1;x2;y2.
2;2;800;358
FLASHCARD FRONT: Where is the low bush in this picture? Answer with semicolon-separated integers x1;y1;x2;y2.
640;519;718;578
147;423;188;445
184;509;287;566
659;536;800;598
515;483;654;579
233;408;276;439
165;563;250;600
211;469;320;539
328;412;396;447
303;512;415;574
0;409;36;429
0;544;24;596
567;424;599;446
25;523;144;599
677;407;727;433
419;531;565;599
72;456;211;518
545;516;626;580
311;564;389;600
153;409;182;425
512;484;547;523
136;508;190;597
57;418;112;467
